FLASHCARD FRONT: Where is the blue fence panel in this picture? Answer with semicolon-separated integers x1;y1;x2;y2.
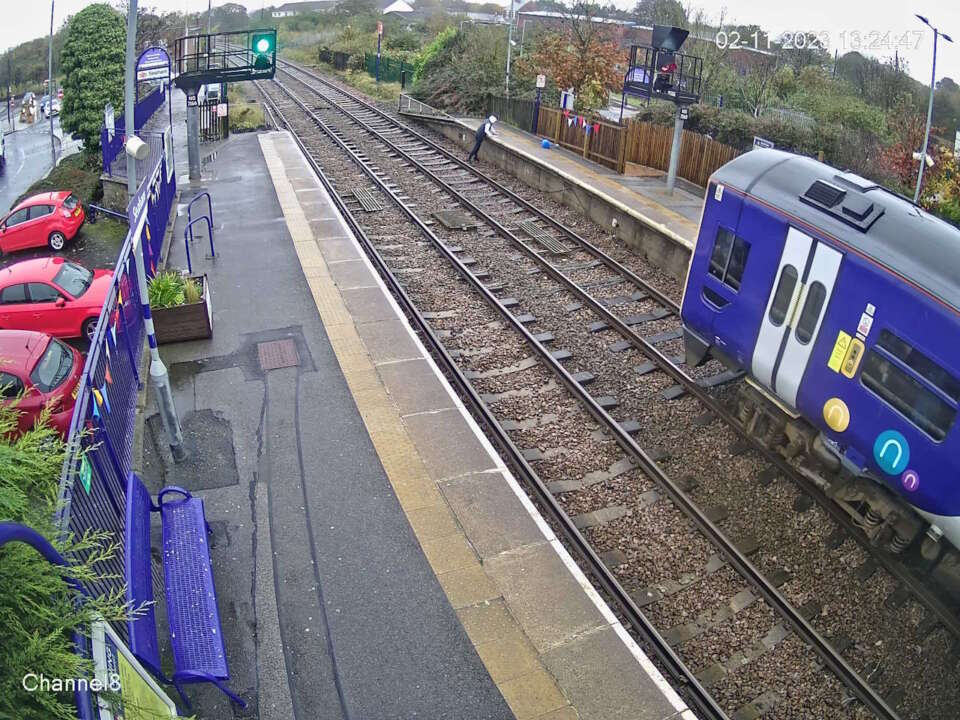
101;86;166;176
56;139;176;643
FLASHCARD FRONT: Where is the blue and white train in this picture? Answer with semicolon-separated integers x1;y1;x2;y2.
681;148;960;578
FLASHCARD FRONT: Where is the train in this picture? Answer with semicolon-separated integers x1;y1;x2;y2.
681;148;960;588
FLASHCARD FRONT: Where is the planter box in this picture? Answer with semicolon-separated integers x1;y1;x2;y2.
152;274;213;344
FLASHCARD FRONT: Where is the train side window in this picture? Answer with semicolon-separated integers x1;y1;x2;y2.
876;330;960;402
861;351;956;441
708;227;750;291
795;281;826;344
768;266;798;326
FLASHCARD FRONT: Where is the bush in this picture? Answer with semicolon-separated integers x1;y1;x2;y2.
0;409;130;720
148;269;202;308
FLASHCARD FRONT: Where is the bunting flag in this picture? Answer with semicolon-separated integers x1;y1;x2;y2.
79;456;92;494
562;109;570;118
99;383;111;414
117;287;123;305
110;323;117;347
585;124;591;135
92;400;100;420
104;364;113;385
567;117;574;127
593;123;600;133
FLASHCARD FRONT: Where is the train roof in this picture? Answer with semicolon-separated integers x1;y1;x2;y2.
712;148;960;313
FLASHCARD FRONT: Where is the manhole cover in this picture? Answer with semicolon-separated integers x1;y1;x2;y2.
258;339;300;371
433;209;477;231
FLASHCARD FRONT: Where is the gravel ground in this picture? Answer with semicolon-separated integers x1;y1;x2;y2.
262;71;960;719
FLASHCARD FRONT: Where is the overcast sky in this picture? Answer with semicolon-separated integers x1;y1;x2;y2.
3;0;959;86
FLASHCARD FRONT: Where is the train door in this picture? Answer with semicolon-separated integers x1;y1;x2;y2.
752;227;842;408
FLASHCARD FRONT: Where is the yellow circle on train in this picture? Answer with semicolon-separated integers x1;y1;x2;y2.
823;397;850;433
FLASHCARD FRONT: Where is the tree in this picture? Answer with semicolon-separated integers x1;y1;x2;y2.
517;1;627;110
735;54;779;117
632;0;685;27
60;4;126;160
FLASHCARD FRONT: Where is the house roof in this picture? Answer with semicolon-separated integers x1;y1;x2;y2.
381;0;414;12
273;1;337;12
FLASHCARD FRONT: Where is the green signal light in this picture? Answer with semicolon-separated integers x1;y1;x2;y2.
256;38;270;53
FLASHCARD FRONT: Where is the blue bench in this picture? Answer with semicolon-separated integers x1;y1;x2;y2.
124;472;246;709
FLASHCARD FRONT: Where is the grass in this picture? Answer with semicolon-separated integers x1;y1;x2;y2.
229;102;267;133
278;46;403;104
16;153;102;208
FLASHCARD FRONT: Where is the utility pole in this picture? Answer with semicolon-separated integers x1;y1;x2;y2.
48;0;56;169
665;105;685;194
914;14;953;204
124;0;186;461
207;0;212;34
6;53;11;132
504;0;515;97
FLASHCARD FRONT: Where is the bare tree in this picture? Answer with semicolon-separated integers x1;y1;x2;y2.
737;53;779;117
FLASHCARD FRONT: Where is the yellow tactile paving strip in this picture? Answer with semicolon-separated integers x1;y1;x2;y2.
260;133;575;719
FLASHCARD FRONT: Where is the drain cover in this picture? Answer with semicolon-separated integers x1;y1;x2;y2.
258;339;300;371
433;210;477;231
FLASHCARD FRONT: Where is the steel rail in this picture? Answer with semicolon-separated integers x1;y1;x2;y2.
258;77;900;720
273;58;960;647
256;79;729;720
273;60;682;312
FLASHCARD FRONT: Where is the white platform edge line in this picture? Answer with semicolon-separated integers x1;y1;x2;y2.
278;129;693;717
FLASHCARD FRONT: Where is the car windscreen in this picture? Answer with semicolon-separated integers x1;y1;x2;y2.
53;263;92;297
30;339;74;393
62;194;79;210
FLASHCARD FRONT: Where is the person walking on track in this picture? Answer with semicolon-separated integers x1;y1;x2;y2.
467;115;498;162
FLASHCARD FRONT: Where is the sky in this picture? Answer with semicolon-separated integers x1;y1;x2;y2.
2;0;959;86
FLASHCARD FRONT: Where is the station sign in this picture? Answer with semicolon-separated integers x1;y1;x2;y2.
536;74;546;88
136;46;171;82
679;106;689;120
753;136;774;150
377;21;383;36
955;129;960;155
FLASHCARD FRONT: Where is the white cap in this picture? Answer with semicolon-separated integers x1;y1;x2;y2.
489;115;497;123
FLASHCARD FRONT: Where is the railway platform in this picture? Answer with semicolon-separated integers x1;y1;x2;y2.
139;126;697;720
405;113;704;281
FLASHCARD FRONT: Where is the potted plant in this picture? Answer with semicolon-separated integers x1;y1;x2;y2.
147;270;212;344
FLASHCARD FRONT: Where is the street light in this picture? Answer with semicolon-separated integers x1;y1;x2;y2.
914;13;953;204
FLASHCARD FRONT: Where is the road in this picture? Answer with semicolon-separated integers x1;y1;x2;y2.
1;116;67;215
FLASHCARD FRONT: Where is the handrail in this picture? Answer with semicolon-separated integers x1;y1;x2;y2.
183;216;214;274
187;191;214;245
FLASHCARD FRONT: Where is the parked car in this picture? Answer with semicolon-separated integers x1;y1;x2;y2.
0;258;112;341
0;329;83;437
0;191;85;253
39;95;60;117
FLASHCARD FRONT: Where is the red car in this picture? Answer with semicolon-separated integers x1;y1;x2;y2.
0;191;85;254
0;258;112;341
0;330;83;437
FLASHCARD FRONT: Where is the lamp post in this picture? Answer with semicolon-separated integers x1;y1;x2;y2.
48;0;56;169
504;0;515;97
914;14;953;204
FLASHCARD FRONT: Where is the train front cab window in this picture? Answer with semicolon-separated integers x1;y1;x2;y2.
708;227;750;292
860;330;958;442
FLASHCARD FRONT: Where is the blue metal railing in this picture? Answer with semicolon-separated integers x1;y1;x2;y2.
101;86;166;176
183;216;214;274
184;192;215;274
56;130;176;639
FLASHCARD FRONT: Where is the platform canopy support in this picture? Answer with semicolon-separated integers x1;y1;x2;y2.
174;28;277;180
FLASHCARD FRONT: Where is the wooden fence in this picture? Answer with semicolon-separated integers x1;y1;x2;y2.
619;121;741;187
537;106;624;171
486;96;743;187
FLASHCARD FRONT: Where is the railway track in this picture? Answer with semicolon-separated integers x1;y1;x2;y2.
247;61;960;718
